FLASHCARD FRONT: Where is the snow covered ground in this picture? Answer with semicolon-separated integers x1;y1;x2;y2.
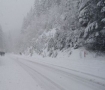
0;55;44;90
0;49;105;90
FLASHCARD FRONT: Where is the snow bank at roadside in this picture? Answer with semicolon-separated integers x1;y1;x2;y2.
11;48;105;79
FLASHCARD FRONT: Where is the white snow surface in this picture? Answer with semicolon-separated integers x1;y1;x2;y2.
0;55;44;90
0;49;105;90
36;28;56;42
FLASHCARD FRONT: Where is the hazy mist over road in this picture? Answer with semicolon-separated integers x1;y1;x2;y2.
0;0;35;52
0;0;35;33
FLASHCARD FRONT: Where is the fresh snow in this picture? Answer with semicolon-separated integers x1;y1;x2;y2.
0;56;44;90
0;49;105;90
14;48;105;78
43;28;57;37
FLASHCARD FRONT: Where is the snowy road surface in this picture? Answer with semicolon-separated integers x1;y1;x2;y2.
0;55;105;90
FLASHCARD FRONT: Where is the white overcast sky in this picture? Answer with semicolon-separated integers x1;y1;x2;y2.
0;0;35;33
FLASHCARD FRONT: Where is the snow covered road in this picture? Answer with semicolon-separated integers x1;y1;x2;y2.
0;55;105;90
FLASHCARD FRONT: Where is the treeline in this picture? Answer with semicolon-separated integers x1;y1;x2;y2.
18;0;105;56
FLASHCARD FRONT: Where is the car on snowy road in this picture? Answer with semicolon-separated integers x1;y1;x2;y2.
0;51;5;56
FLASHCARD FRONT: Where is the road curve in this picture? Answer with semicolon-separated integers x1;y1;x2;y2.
14;58;105;90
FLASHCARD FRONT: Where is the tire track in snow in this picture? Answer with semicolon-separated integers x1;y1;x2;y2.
19;58;105;90
17;57;105;81
16;60;65;90
18;57;105;86
14;58;105;90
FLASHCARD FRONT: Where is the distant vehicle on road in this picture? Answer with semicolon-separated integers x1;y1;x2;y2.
0;51;5;56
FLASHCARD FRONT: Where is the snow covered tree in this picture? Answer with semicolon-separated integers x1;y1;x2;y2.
95;0;105;51
19;0;80;54
18;0;105;56
79;0;105;52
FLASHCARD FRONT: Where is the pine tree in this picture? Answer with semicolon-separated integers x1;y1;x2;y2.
79;0;105;52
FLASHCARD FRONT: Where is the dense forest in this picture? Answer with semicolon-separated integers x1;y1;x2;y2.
18;0;105;56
